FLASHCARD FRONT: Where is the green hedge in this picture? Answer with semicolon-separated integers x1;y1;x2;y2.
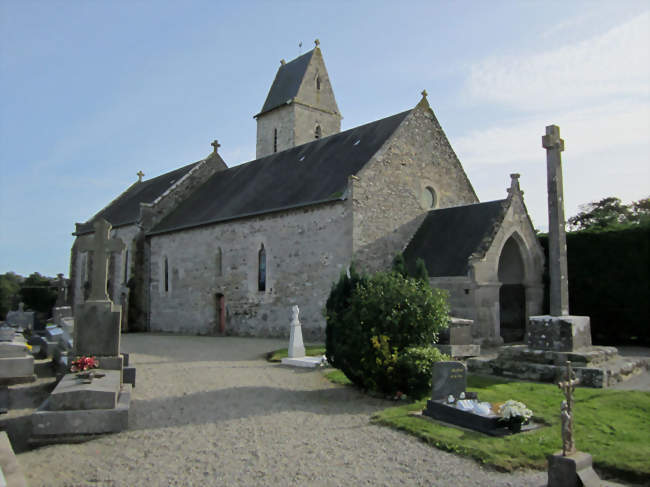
538;224;650;345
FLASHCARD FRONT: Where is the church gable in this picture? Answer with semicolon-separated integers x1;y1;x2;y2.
350;95;479;271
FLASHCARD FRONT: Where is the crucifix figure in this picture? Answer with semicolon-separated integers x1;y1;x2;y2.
542;125;569;316
211;140;221;153
78;219;125;302
557;361;580;455
55;273;67;306
137;170;144;182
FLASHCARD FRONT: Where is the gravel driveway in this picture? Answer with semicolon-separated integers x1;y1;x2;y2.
17;334;546;486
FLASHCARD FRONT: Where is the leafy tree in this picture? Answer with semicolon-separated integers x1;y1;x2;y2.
568;196;650;231
414;258;429;283
391;253;408;277
0;272;22;320
19;272;57;315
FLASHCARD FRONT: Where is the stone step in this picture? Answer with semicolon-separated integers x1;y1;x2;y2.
467;354;649;388
495;345;619;367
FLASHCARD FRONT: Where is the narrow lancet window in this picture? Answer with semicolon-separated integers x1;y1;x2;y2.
258;244;266;292
315;125;322;139
216;247;222;277
316;76;321;90
164;257;169;293
123;250;129;284
273;129;278;153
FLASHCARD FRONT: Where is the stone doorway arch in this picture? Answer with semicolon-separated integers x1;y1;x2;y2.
498;235;526;342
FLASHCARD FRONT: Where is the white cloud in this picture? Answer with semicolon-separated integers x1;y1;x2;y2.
465;11;650;111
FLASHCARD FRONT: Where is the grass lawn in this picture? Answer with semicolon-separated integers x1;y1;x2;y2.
352;374;650;483
266;345;326;362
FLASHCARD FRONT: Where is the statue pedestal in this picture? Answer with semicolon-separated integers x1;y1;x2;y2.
547;451;601;487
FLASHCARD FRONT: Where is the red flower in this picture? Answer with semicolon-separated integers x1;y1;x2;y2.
71;356;99;372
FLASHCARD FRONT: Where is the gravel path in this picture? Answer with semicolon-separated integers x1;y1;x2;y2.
17;334;546;486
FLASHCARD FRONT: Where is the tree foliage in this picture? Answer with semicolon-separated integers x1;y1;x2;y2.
18;272;57;315
0;272;22;320
568;196;650;231
325;267;449;397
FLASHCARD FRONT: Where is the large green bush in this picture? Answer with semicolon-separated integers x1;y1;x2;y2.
325;269;449;397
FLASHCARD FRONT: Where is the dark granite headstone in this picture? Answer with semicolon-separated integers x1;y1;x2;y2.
431;361;466;400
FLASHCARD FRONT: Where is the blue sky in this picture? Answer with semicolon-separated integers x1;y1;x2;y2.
1;1;648;277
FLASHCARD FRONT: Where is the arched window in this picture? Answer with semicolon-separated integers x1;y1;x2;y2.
164;257;169;293
273;128;278;153
424;186;437;209
258;244;266;292
316;76;321;91
216;247;222;277
315;125;322;139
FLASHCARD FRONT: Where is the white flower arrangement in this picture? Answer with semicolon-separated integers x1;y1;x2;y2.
499;400;533;422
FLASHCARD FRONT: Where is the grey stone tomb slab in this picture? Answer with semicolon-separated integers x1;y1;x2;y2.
48;370;120;411
0;326;14;342
431;361;466;400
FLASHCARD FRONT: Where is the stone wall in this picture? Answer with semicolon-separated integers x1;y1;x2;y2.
256;107;295;159
148;201;352;340
351;100;478;272
294;103;341;148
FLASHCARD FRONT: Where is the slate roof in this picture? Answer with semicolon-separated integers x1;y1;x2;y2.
75;162;200;235
404;200;508;277
149;110;412;236
257;50;314;116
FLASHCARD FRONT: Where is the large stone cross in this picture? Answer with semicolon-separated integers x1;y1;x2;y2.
78;219;125;302
543;125;569;316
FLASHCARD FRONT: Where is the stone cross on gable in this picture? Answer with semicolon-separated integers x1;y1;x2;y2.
211;140;221;153
543;124;569;316
137;170;144;182
78;219;125;302
557;361;580;455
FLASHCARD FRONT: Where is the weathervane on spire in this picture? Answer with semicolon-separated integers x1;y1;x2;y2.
298;41;303;55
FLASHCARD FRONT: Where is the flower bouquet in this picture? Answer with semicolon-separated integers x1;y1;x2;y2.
71;355;99;372
498;400;533;432
70;356;103;383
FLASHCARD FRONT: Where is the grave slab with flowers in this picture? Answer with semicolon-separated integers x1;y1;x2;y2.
422;361;541;436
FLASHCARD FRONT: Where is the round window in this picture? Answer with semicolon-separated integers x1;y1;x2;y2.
423;186;437;209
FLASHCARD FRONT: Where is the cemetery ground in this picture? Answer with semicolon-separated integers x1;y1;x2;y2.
10;333;551;487
270;345;650;485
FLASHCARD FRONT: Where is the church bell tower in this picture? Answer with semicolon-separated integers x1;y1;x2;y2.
254;40;342;159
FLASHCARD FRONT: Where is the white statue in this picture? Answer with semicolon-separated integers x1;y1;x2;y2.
287;305;305;358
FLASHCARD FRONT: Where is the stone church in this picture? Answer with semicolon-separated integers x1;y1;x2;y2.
70;42;544;345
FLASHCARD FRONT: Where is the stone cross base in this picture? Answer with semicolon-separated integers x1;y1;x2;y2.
74;301;121;358
527;315;592;352
547;451;601;487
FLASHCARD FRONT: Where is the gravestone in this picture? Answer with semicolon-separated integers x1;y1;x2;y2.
434;317;480;358
0;332;34;384
74;219;124;366
431;361;466;400
5;303;35;330
31;219;132;443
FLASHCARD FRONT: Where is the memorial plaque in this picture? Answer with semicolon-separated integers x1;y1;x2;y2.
431;361;466;400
